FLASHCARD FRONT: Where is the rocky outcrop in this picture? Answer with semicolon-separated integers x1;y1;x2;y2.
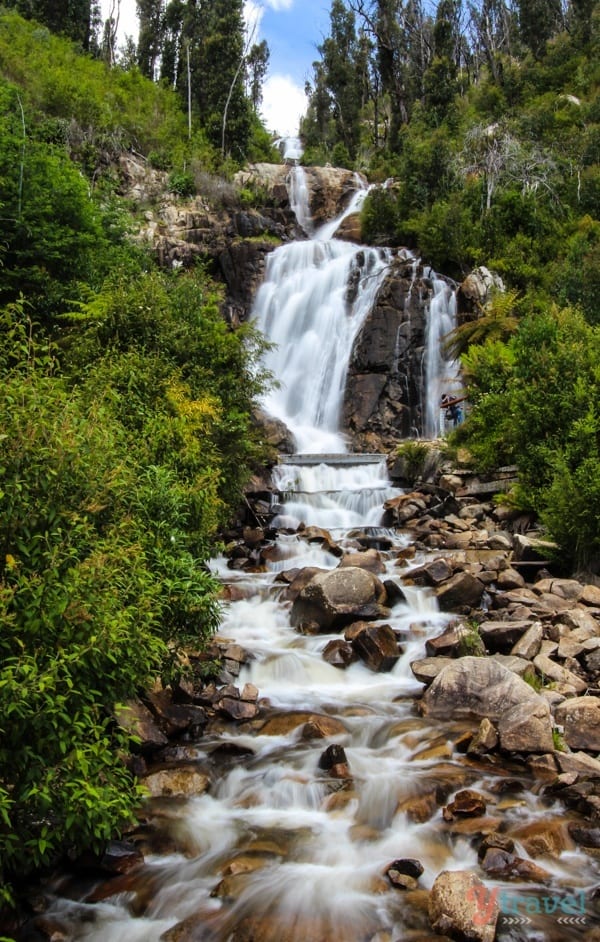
343;255;452;450
236;163;363;229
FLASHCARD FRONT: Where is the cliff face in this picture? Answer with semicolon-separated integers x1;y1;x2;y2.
120;157;364;326
121;155;492;452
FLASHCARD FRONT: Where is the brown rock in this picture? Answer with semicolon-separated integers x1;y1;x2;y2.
467;718;498;755
142;768;210;798
406;557;453;586
581;584;600;607
115;699;168;751
410;657;455;685
290;566;390;631
435;572;485;611
510;622;543;660
555;696;600;751
260;712;348;738
351;622;401;672
497;699;554;753
322;639;357;669
479;620;530;653
511;818;574;858
338;549;386;574
429;870;498;942
443;789;487;820
533;653;587;693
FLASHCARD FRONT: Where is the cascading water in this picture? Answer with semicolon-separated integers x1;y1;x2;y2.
41;175;598;942
287;164;313;235
252;181;390;455
423;273;461;439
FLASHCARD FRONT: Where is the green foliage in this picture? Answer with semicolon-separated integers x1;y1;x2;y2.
395;441;431;482
0;265;270;894
457;304;600;570
168;168;196;197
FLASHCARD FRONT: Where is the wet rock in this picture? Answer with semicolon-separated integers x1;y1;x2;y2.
282;566;328;603
338;548;386;574
98;840;144;875
434;571;484;611
429;869;498;942
351;622;401;672
115;699;168;751
406;557;453;587
322;639;357;669
290;566;390;631
421;657;553;753
479;848;552;882
443;789;487;820
511;818;574;858
386;858;424;890
318;743;351;779
555;696;600;751
142;768;210;798
382;579;406;605
260;711;348;738
396;790;438;823
298;525;343;556
477;832;515;860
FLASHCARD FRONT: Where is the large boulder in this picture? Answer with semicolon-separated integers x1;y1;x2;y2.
429;869;499;942
420;656;553;752
290;567;390;631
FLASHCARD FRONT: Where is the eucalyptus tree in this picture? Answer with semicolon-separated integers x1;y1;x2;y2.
137;0;165;79
160;0;251;157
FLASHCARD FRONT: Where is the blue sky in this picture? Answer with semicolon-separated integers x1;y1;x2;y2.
104;0;331;136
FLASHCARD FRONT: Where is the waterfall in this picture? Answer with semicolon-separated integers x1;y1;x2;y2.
423;275;461;439
252;197;391;453
287;164;312;234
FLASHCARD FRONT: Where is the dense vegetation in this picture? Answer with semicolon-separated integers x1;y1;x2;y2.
0;0;599;912
303;0;599;571
0;6;274;907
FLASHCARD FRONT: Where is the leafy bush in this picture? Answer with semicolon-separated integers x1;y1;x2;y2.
168;169;196;197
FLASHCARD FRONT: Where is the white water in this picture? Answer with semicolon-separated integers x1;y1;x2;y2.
252;189;390;455
423;275;461;439
287;165;313;234
45;176;599;941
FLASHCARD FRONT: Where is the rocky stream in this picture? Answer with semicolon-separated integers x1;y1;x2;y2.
19;160;600;942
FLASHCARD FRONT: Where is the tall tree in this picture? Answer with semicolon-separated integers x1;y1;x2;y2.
319;0;363;158
137;0;165;79
246;38;269;111
517;0;563;56
161;0;251;156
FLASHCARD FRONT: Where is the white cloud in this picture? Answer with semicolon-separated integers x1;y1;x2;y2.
261;74;307;137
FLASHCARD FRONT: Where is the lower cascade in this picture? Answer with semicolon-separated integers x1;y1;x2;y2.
43;176;599;941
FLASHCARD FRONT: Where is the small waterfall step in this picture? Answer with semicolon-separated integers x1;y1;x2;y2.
279;453;384;466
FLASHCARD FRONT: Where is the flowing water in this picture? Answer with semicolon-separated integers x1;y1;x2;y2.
45;175;599;941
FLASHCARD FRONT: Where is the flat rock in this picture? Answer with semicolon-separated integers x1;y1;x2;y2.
142;768;210;798
411;657;455;685
555;696;600;751
259;712;348;738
